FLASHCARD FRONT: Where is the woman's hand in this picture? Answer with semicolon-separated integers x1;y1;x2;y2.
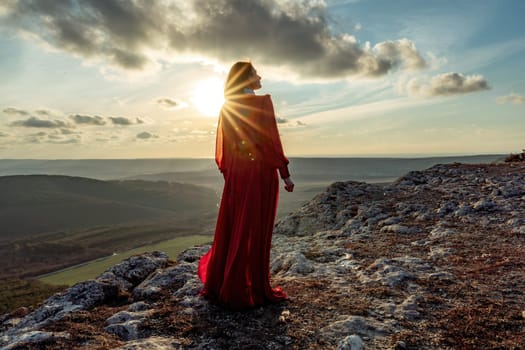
284;177;295;192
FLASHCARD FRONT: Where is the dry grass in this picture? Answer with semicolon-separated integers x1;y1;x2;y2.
0;278;67;315
44;307;126;350
504;149;525;163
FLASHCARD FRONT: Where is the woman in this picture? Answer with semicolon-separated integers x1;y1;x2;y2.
198;61;294;310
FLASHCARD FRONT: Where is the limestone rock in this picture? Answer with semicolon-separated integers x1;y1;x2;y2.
1;331;71;350
1;252;168;347
338;334;365;350
114;336;184;349
322;315;393;339
271;251;315;276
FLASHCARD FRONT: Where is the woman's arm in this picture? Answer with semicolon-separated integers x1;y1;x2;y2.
262;96;294;191
284;176;295;192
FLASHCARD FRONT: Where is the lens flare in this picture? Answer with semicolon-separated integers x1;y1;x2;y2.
191;77;225;117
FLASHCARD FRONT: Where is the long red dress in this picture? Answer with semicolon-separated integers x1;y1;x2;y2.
198;94;290;310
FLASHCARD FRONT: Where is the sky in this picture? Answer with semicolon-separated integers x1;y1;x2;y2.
0;0;524;159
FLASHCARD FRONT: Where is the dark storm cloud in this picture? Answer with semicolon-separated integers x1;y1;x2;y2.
1;0;427;78
1;0;153;69
70;114;106;125
10;116;71;128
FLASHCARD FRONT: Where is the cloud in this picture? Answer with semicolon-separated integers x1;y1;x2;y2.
35;109;54;116
47;134;63;140
109;117;135;125
136;131;158;139
70;114;106;125
67;113;144;126
47;138;80;144
24;136;42;144
157;98;179;108
1;0;428;79
3;107;29;116
61;128;77;135
9;116;72;128
190;130;211;135
280;119;308;129
496;93;525;105
276;117;289;124
0;131;9;137
22;130;81;144
23;131;47;144
406;72;490;97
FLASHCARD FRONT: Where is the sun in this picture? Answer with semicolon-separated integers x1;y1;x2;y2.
191;77;225;117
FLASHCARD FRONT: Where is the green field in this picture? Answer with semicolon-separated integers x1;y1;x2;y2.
39;235;212;286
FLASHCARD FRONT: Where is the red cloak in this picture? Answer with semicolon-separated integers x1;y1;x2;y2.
198;94;289;310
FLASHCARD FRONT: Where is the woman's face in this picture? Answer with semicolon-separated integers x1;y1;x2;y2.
248;67;262;90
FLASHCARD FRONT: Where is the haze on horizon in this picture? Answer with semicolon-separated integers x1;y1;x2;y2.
0;0;524;159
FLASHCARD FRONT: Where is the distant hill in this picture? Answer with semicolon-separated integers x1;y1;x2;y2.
0;159;215;180
119;155;505;217
120;155;505;185
0;155;504;182
122;169;222;189
0;175;219;241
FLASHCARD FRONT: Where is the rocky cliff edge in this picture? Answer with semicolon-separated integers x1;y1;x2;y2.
1;162;524;349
